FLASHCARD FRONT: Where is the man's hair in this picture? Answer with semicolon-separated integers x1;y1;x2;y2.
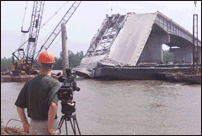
38;62;53;71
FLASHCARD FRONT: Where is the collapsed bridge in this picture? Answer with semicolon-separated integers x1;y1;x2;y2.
73;11;201;79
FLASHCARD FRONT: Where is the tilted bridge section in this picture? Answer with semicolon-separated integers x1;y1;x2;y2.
74;11;201;78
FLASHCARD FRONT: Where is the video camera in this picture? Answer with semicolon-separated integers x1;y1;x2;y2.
56;68;80;115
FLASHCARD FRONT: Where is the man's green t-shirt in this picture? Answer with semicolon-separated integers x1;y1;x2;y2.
15;75;61;120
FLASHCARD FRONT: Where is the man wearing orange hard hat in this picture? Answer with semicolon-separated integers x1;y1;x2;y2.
15;50;60;135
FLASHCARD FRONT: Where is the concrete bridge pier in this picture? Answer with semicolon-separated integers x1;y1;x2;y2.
137;33;170;64
170;46;192;64
170;46;201;64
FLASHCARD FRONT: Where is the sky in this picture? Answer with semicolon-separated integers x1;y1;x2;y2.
1;1;201;59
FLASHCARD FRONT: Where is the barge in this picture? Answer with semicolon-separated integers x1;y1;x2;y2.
1;75;35;82
1;74;58;82
74;63;201;80
156;71;201;84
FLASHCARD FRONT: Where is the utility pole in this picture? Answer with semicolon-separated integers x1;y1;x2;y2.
61;23;69;76
192;1;198;72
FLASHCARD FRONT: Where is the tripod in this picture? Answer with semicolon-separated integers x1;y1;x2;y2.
57;112;81;135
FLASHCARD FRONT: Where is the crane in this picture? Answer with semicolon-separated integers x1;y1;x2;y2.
12;1;45;75
11;1;81;75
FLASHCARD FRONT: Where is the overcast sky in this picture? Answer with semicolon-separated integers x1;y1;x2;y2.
1;1;201;59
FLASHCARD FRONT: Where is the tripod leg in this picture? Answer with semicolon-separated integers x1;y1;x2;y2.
58;114;81;135
58;116;65;133
69;117;76;135
73;116;76;135
75;117;81;135
65;118;68;135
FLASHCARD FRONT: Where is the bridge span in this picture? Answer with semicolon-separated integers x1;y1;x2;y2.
74;11;201;79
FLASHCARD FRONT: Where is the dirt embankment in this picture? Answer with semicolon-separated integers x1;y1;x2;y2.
1;125;27;135
1;119;27;135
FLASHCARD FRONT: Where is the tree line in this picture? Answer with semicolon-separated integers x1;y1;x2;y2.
1;50;174;71
1;50;84;71
52;50;84;70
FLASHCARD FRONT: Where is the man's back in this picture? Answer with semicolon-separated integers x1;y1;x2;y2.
15;75;61;120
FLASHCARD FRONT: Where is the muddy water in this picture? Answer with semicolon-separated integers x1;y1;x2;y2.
1;72;201;135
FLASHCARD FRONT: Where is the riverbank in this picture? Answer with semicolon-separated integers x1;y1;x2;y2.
1;126;26;135
1;118;26;135
1;122;26;135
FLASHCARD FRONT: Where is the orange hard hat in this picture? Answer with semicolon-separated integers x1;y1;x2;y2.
38;51;55;63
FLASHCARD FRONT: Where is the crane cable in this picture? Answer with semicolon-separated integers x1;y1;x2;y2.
21;1;28;32
18;1;68;54
40;1;69;29
20;1;69;31
37;1;68;54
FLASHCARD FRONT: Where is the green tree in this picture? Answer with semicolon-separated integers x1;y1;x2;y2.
53;50;84;70
53;56;62;70
1;57;12;71
163;50;174;64
69;51;84;68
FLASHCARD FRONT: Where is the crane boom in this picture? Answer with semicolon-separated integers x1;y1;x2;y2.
12;1;45;73
26;1;45;67
34;1;82;60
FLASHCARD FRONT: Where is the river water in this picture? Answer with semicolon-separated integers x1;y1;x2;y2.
1;70;201;135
